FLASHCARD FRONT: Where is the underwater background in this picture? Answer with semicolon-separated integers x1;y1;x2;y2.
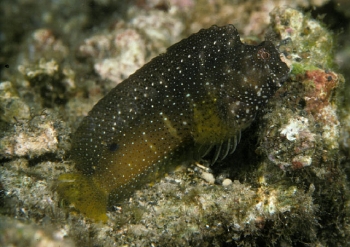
1;0;350;246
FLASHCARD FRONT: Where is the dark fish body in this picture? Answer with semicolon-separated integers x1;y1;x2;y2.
58;25;289;221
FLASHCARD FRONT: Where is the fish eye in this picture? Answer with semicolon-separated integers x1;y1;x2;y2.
257;48;270;61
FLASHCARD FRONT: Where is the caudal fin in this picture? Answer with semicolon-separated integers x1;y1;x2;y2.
57;173;108;222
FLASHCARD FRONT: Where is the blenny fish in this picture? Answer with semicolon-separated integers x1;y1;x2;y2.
58;24;289;221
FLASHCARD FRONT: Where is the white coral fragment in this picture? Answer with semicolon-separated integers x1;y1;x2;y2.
280;116;313;141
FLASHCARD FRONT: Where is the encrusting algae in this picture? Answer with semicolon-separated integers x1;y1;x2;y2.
58;24;289;221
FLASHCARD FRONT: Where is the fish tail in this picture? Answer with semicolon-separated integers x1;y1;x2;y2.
57;173;108;222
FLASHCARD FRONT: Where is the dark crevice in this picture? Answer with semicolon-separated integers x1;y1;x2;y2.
306;1;349;32
27;153;63;167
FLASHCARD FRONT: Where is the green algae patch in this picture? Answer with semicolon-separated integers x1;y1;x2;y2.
290;63;318;78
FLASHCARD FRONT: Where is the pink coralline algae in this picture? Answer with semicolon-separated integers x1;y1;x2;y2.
303;69;339;121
